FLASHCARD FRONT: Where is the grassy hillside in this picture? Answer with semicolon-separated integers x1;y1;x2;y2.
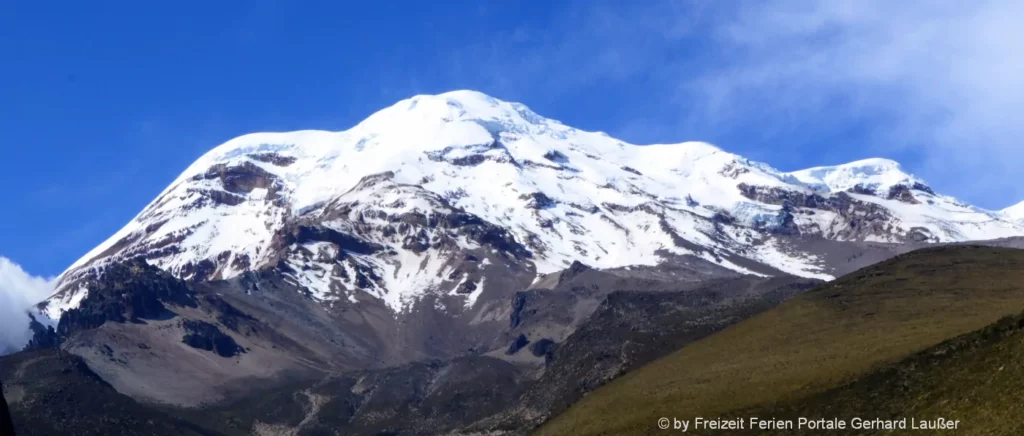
537;246;1024;436
730;310;1024;435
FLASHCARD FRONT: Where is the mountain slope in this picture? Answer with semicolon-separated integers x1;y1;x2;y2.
39;91;1024;321
166;273;818;436
538;245;1024;436
1003;200;1024;221
731;310;1024;435
0;349;220;436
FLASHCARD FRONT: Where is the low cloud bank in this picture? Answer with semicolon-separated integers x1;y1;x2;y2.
0;257;55;354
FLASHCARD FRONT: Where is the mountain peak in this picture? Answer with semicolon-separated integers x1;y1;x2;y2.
358;90;555;132
44;91;1024;320
788;157;922;194
1004;201;1024;220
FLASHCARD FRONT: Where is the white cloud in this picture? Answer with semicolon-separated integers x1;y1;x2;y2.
453;1;1024;209
685;0;1024;208
0;257;55;354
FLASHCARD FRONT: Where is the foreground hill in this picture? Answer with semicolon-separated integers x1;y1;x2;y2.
539;246;1024;435
731;310;1024;435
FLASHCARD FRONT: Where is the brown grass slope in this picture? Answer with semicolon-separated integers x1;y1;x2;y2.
728;310;1024;435
537;245;1024;436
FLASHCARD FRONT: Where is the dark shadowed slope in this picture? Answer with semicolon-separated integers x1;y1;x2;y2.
539;245;1024;436
0;379;14;436
471;275;819;434
0;349;220;436
174;266;813;435
730;310;1024;435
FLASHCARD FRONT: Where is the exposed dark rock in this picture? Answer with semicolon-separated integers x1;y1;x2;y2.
739;183;816;208
506;334;530;355
887;184;921;204
720;161;751;178
712;211;736;224
249;152;297;166
456;280;478;295
530;338;557;361
520;192;557;209
567;202;601;214
230;253;251;272
294;225;383;255
443;188;469;203
763;206;801;236
510;293;530;329
402;229;432;253
424;142;520;167
738;183;904;240
203;189;245;206
181;320;245;358
453;218;532;260
24;314;59;351
543;150;569;163
620;166;643;176
57;259;197;339
451;154;487;166
196;161;278;194
180;258;218;283
849;184;877;195
602;202;638;213
912;182;936;195
558;261;591;284
523;159;567;171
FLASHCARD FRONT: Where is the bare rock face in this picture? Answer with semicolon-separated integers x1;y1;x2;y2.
520;192;558;210
887;184;921;204
248;152;297;167
506;334;530;355
53;259;198;339
737;183;935;242
180;320;245;358
0;349;210;436
23;315;58;351
198;161;279;195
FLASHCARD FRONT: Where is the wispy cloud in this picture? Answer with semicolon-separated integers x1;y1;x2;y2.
685;0;1024;208
0;257;55;354
452;0;1024;209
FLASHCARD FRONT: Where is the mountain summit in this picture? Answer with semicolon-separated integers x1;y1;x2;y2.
40;90;1024;318
1003;201;1024;221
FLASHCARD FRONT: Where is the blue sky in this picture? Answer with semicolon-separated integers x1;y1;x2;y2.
2;0;1023;277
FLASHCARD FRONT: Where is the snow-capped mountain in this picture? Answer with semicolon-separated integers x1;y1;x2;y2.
40;90;1024;318
1004;201;1024;222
